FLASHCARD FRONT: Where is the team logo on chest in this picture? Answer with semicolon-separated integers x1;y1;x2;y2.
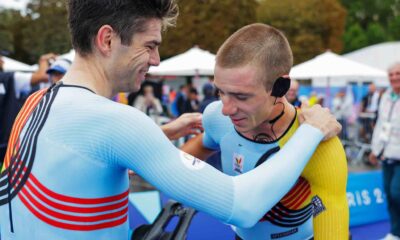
233;153;244;174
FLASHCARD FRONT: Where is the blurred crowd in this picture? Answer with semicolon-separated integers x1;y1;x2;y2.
117;66;400;171
1;52;399;170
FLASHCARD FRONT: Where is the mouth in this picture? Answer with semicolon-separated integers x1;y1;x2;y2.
230;117;245;125
139;68;149;74
137;68;149;81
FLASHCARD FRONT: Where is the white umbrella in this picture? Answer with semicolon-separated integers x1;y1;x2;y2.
290;51;386;80
59;49;75;62
290;51;387;107
149;46;215;76
343;41;400;71
1;56;35;72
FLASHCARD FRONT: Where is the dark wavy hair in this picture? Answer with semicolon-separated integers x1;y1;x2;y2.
67;0;178;56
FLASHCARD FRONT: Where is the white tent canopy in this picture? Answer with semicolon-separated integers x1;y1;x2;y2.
1;56;35;72
290;51;386;80
59;49;75;62
149;46;215;76
343;42;400;71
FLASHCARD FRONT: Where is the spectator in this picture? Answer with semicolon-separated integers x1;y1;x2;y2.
133;84;163;123
46;58;72;84
332;90;353;140
183;87;199;113
285;79;302;107
170;84;188;117
360;83;381;142
0;53;55;162
168;87;176;104
369;63;400;240
307;91;318;106
199;82;218;113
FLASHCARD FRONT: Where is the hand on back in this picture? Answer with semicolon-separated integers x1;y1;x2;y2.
298;103;342;141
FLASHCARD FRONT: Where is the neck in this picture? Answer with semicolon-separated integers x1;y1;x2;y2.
243;100;296;141
62;53;114;98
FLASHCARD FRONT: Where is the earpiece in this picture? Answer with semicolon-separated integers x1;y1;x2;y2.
271;75;291;98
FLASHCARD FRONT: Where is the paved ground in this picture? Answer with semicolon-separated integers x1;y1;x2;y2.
351;220;389;240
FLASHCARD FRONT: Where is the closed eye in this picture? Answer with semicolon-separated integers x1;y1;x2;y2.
235;95;248;101
147;45;156;50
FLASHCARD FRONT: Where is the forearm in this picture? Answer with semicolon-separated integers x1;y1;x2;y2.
117;115;323;228
371;118;383;155
181;134;215;160
160;124;175;140
31;53;56;85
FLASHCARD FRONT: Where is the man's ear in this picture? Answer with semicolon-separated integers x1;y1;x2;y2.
95;25;115;56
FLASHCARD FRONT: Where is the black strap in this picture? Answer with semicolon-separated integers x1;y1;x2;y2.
131;200;197;240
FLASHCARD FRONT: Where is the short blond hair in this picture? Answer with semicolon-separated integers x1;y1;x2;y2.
216;23;293;90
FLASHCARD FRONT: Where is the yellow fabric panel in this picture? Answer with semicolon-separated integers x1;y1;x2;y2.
278;114;349;239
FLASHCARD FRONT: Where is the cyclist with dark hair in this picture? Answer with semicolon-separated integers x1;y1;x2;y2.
0;1;340;239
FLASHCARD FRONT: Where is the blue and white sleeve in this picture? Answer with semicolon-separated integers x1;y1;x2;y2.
113;109;323;228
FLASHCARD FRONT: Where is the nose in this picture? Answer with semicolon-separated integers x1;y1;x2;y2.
221;96;237;116
149;49;160;66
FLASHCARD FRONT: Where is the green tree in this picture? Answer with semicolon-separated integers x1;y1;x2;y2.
0;30;14;54
21;0;71;64
257;0;346;64
366;23;387;45
0;9;27;58
341;0;400;53
388;15;400;40
343;23;368;52
160;0;258;58
341;0;397;28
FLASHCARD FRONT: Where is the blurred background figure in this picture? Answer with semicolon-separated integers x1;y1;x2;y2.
308;91;319;106
359;83;381;142
184;87;200;113
170;84;188;117
199;82;217;113
168;87;177;105
0;57;4;72
46;58;72;84
369;63;400;240
285;79;302;107
0;53;56;162
332;89;353;140
133;84;163;124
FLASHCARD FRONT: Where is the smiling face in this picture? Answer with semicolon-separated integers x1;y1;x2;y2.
109;18;162;93
389;64;400;94
214;64;276;134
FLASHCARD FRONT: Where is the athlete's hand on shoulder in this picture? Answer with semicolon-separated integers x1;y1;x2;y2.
161;113;203;140
298;103;341;141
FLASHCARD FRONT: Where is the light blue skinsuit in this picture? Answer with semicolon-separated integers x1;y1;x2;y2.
0;83;323;239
